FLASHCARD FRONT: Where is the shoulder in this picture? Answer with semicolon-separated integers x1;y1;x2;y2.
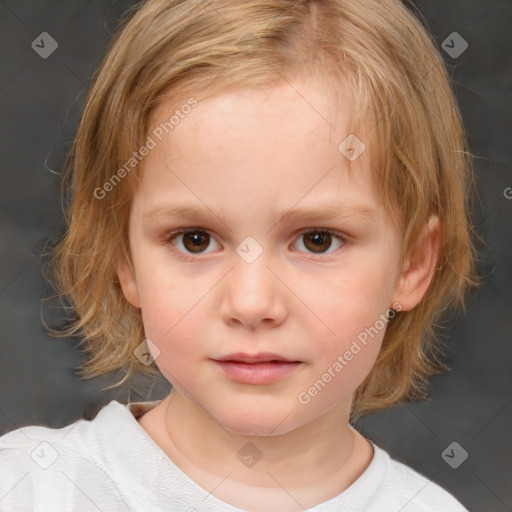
0;400;120;462
0;400;130;511
371;443;469;512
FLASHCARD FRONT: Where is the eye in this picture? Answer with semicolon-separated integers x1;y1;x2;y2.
291;229;346;255
166;228;220;255
166;227;346;258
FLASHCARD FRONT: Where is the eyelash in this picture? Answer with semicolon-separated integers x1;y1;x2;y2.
165;227;348;260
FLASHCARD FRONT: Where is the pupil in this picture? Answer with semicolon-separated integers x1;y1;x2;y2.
184;231;209;252
306;232;331;253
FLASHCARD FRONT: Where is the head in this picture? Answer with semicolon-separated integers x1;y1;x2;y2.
47;0;482;424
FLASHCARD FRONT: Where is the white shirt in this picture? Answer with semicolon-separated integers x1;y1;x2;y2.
0;399;469;511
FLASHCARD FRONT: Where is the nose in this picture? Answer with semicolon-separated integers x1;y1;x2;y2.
219;250;287;329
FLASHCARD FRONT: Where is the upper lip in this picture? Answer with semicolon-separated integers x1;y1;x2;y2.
212;352;301;363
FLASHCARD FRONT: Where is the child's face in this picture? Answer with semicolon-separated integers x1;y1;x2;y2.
118;77;415;435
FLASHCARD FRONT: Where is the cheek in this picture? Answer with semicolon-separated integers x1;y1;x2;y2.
296;265;392;388
305;264;392;341
135;267;212;377
142;305;206;380
295;314;386;418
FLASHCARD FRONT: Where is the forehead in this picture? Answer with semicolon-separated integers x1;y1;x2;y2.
151;76;360;152
136;77;382;224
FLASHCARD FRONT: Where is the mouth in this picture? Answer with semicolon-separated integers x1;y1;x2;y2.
212;352;301;364
211;352;303;385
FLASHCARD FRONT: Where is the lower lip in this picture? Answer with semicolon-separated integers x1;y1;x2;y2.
212;360;302;384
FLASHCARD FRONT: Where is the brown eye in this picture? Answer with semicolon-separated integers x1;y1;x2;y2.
168;229;220;254
294;229;345;255
304;231;331;253
182;231;210;253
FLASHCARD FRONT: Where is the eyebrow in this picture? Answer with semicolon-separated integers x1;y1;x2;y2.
278;204;377;223
143;202;377;225
144;204;226;223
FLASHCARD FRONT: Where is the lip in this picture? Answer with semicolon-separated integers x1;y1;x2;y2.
213;352;300;363
211;353;303;385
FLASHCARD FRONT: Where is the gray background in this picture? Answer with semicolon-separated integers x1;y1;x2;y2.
1;1;511;511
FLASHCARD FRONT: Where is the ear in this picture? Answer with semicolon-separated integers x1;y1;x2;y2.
391;215;442;312
114;247;141;309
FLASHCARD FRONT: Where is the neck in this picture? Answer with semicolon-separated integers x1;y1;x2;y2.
162;388;358;489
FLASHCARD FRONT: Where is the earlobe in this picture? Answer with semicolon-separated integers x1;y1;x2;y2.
391;215;442;311
115;249;141;309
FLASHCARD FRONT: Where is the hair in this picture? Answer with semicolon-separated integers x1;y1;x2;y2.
44;0;483;420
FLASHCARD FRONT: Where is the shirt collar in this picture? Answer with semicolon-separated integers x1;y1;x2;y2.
93;399;386;511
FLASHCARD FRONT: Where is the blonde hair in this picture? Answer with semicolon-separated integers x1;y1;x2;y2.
44;0;483;420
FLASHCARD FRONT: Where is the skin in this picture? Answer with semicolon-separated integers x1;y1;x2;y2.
116;75;441;511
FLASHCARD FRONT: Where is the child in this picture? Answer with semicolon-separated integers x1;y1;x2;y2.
0;0;481;510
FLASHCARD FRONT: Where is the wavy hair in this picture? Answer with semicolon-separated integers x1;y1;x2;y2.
44;0;483;420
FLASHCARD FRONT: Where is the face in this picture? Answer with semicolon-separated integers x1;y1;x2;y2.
117;77;425;436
